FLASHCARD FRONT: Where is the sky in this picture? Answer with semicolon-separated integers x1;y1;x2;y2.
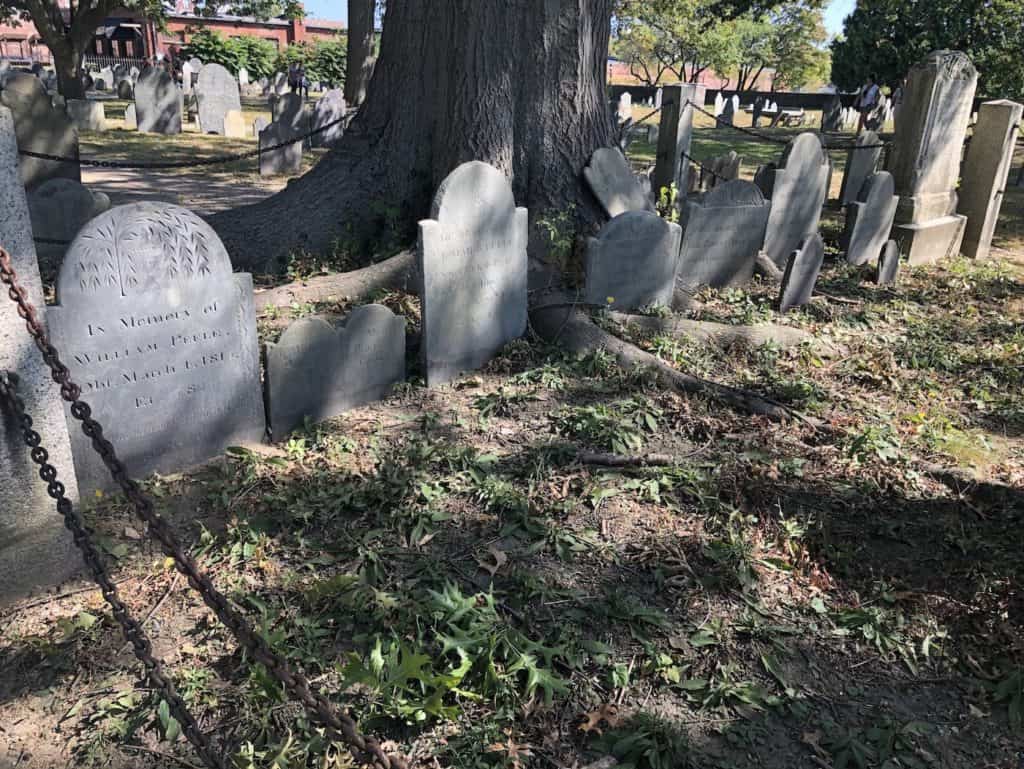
824;0;856;36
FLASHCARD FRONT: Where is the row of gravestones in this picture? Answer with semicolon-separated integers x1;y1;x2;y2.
259;89;346;176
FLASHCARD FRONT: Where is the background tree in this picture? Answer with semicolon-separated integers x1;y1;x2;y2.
181;30;280;78
273;38;347;85
345;0;375;105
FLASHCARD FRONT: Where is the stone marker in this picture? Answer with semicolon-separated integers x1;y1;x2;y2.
821;94;843;131
418;161;528;387
762;132;829;268
135;66;182;134
617;91;632;122
259;121;302;176
890;51;977;264
702;150;741;190
27;178;110;267
0;106;79;606
714;92;725;117
876;240;899;286
838;130;882;206
651;83;705;214
181;60;195;94
0;72;80;189
252;116;268;137
584;147;656;217
49;202;265;494
265;305;406;437
719;96;736;127
123;103;137;130
841;171;898;266
238;67;249;86
272;72;289;95
196;63;241;135
753;162;776;198
97;67;113;90
117;80;133;100
310;89;346;148
779;234;825;312
678;180;769;290
272;92;306;135
585;211;683;311
66;99;106;132
223;109;246;138
957;99;1024;259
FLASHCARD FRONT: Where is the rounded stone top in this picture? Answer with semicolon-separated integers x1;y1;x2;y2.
700;179;766;208
594;209;675;241
430;161;517;223
917;50;977;81
779;132;826;172
857;170;895;204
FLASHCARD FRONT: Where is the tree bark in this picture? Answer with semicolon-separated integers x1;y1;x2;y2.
210;0;614;273
344;0;376;106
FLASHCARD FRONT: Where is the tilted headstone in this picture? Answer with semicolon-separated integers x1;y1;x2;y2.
272;91;306;135
890;51;977;264
585;211;682;311
678;180;769;290
117;80;133;100
876;240;899;286
821;94;843;131
702;150;741;190
310;89;346;148
779;234;824;312
0;72;80;189
841;171;898;266
66;99;106;132
196;63;241;135
123;103;137;130
0;106;79;605
28;178;110;267
957;99;1024;259
265;305;406;437
719;96;736;127
49;202;265;494
652;83;705;214
584;147;656;217
135;66;182;135
223;109;246;138
259;121;302;176
762;132;829;268
838;130;882;206
418;161;528;387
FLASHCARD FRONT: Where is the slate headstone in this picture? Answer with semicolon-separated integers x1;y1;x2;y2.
720;96;736;127
117;80;133;100
196;63;241;135
66;99;106;132
310;89;346;148
753;162;776;198
135;66;181;134
821;94;843;131
418;161;528;387
876;240;899;286
49;202;265;494
762;132;829;268
272;91;305;135
584;147;656;217
0;72;80;189
252;116;268;137
678;180;769;290
259;121;302;176
838;130;882;206
841;171;898;266
585;211;683;311
778;234;824;312
265;305;406;437
28;178;110;267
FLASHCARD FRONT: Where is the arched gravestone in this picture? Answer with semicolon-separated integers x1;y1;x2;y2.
196;63;240;135
779;234;825;313
49;203;266;495
135;66;181;134
838;130;882;206
0;72;80;188
585;211;682;311
418;161;528;387
762;132;829;268
678;180;769;290
311;89;346;148
265;305;406;438
584;147;655;218
841;171;898;266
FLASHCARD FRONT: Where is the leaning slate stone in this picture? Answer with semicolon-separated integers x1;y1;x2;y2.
28;178;110;267
585;210;683;311
196;63;241;135
265;305;406;438
838;130;882;206
418;161;528;387
778;234;825;312
259;121;302;176
0;72;80;188
66;99;106;131
135;66;181;134
763;133;829;268
310;89;346;148
678;180;769;290
753;162;776;198
876;240;900;286
584;147;656;217
49;202;266;495
841;171;898;266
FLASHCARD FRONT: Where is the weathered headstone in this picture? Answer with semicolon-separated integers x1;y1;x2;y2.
720;95;736;127
876;240;899;286
890;51;977;264
779;234;824;312
702;150;741;190
196;63;241;135
223;109;247;138
957;99;1024;259
97;67;114;90
652;83;705;214
0;72;80;189
584;147;656;217
713;92;725;117
259;121;303;176
753;162;776;198
762;132;829;268
617;91;632;123
677;180;769;290
272;91;306;135
821;94;843;131
585;211;682;311
181;60;195;94
237;66;249;86
135;66;182;135
28;178;110;267
838;130;882;206
49;202;265;494
840;171;898;266
418;161;528;387
265;305;406;437
0;106;79;605
66;99;106;132
310;89;346;148
123;103;137;130
117;80;133;100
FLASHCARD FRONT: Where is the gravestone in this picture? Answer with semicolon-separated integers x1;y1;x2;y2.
841;171;898;266
702;150;741;190
123;103;137;130
677;180;769;290
259;121;302;176
181;60;195;94
97;67;114;90
585;211;682;311
238;66;249;86
28;178;110;267
196;63;241;135
762;132;829;268
654;88;663;109
890;51;977;264
584;147;655;217
272;72;289;95
253;116;268;137
778;234;824;312
223;109;246;138
135;66;181;134
310;89;346;148
714;92;725;117
821;94;843;131
652;83;705;215
49;202;265;494
265;305;406;437
957;99;1024;259
0;106;79;606
0;72;80;189
272;91;306;134
719;96;735;127
113;64;130;86
117;80;133;100
418;161;528;387
617;91;632;122
876;240;899;286
66;99;106;132
838;130;882;206
753;163;776;198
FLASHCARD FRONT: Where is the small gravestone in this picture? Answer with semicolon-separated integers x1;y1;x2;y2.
418;161;528;387
223;109;246;138
876;240;899;286
838;130;882;206
181;60;195;94
66;99;106;132
678;180;769;290
310;89;346;148
821;94;843;131
196;63;241;135
97;67;114;90
762;132;829;268
238;67;249;86
272;92;306;135
841;171;898;266
135;66;181;134
714;92;725;117
584;147;656;217
778;234;824;312
617;92;632;122
585;211;682;311
123;103;137;130
265;305;406;437
720;96;735;127
259;121;302;176
28;178;110;267
0;72;80;189
252;116;268;137
117;80;133;100
49;202;265;494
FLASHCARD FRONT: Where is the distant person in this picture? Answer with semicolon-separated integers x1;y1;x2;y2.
891;78;905;129
854;74;881;134
752;94;766;127
288;62;300;94
298;65;308;99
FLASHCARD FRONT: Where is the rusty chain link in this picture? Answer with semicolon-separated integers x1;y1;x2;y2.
0;246;407;769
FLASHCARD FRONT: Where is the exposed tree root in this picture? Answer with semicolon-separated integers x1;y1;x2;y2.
755;251;785;282
576;451;677;468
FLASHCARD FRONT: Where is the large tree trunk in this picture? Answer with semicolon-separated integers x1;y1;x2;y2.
344;0;376;107
52;45;86;100
210;0;614;273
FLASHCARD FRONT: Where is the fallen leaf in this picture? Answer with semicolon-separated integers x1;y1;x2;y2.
123;525;142;540
579;703;623;735
476;545;508;577
487;730;533;769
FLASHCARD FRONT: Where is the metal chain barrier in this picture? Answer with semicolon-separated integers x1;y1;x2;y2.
0;246;407;769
